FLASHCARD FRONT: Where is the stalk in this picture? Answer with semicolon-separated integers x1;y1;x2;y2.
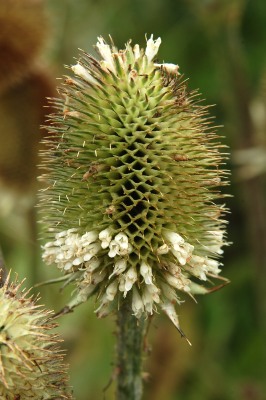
117;300;146;400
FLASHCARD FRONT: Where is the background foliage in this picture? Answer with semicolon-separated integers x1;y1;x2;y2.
0;0;265;399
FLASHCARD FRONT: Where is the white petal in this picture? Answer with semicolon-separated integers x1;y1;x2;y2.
132;288;144;318
160;282;179;303
96;37;115;71
108;240;119;258
95;295;112;318
106;281;118;301
81;231;98;244
140;262;153;285
91;271;106;285
72;63;97;85
109;258;127;279
118;275;126;293
142;287;154;314
99;228;113;248
84;258;101;272
164;231;184;246
72;257;83;266
123;267;137;295
114;232;129;250
146;283;161;303
164;271;191;292
133;44;140;59
56;230;68;239
157;243;169;254
145;35;161;62
64;262;73;271
154;63;179;74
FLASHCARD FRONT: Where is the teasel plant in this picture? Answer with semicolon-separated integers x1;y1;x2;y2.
39;35;230;399
0;269;72;399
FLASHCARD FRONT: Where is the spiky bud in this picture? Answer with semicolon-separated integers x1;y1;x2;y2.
0;272;72;399
39;36;229;333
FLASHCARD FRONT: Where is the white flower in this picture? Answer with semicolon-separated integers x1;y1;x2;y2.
64;235;77;246
132;288;144;318
186;253;221;280
145;35;161;62
207;230;224;255
84;257;101;272
205;258;221;275
163;271;191;292
106;280;118;301
63;261;73;271
146;283;161;303
186;255;208;281
108;232;132;257
140;261;153;284
95;294;112;318
164;231;194;265
99;228;113;249
83;242;101;262
109;258;127;279
160;281;179;303
142;287;154;314
157;243;169;255
90;270;107;285
124;267;138;292
119;267;138;297
42;229;101;272
142;283;160;314
118;274;126;294
154;63;180;74
108;240;120;258
119;242;133;256
166;262;181;276
72;256;84;266
133;44;140;60
71;63;97;85
164;231;185;247
55;231;66;239
81;231;98;245
114;232;129;250
96;37;115;71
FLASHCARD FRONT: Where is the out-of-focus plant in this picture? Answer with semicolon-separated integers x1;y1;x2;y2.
0;270;73;399
0;0;55;285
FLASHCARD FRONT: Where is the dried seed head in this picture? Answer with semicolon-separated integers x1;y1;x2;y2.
0;272;72;399
39;36;230;337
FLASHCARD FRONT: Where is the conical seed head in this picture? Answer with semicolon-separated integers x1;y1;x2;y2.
39;36;229;333
0;274;72;399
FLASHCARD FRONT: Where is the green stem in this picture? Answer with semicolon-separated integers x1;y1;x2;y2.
116;300;146;400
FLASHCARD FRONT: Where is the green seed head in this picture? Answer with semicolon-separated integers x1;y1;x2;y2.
0;273;72;399
40;36;229;333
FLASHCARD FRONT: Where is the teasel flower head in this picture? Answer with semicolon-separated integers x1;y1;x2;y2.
0;271;72;399
39;35;229;336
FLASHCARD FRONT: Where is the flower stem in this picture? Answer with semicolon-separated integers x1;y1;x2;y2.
116;300;146;400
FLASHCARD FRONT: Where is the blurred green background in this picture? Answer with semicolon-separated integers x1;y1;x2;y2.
0;0;265;399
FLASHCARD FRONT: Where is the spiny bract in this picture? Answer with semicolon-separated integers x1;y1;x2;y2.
40;36;229;335
0;273;72;399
